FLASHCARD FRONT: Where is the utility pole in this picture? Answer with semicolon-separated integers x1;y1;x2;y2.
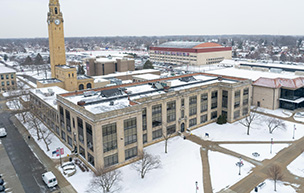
195;181;198;193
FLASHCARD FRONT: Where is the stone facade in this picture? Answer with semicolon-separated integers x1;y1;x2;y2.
0;67;17;91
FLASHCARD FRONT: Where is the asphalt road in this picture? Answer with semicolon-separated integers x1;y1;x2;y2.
0;98;52;193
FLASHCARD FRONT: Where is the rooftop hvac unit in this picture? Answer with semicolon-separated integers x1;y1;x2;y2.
110;78;122;85
270;68;282;73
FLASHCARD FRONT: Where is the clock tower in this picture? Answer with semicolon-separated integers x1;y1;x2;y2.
47;0;66;78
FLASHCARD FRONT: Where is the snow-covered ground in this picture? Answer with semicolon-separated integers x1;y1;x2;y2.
209;151;254;192
287;153;304;178
15;112;71;159
255;107;292;118
118;137;203;193
192;114;303;142
220;144;290;161
250;180;298;193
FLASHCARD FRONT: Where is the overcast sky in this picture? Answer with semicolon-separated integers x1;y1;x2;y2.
1;0;304;38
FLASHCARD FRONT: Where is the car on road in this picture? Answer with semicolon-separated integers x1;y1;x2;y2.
0;128;7;138
42;171;57;188
0;178;3;185
0;185;5;193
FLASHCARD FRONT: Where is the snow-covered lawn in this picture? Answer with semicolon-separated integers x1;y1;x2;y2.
287;153;304;178
15;112;71;159
255;107;292;118
192;114;303;142
209;151;254;192
58;164;93;193
220;144;290;161
250;180;298;193
118;137;203;193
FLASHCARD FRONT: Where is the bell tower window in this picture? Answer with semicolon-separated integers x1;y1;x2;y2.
55;7;58;14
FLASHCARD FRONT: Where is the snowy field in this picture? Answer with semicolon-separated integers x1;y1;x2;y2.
220;144;290;161
15;112;71;158
209;151;254;192
249;180;298;193
255;107;292;118
287;153;304;178
192;114;303;142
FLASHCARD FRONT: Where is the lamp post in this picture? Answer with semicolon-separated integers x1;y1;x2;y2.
238;157;242;175
270;138;273;154
195;181;198;193
293;124;296;139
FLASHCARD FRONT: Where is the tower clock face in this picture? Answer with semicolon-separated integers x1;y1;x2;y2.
54;19;61;25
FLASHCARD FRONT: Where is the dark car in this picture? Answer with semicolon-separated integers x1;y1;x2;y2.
0;185;5;193
0;178;3;185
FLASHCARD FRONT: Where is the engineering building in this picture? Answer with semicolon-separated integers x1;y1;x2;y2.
38;0;94;91
0;65;17;91
29;73;251;170
149;41;232;66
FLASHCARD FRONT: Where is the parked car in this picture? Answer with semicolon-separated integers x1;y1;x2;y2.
42;172;57;188
0;128;7;138
0;178;4;185
0;185;5;193
252;152;260;157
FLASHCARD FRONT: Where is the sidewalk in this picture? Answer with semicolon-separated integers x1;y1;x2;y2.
10;115;77;193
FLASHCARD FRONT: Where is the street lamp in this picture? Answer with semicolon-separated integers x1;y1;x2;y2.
195;181;198;193
293;124;296;139
270;138;273;154
238;157;242;175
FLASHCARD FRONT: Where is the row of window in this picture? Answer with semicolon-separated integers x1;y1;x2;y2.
0;74;14;80
1;81;15;86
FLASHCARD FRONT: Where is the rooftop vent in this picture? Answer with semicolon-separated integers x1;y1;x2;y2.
110;101;114;106
179;76;196;82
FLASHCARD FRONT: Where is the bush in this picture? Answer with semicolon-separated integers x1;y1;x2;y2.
217;115;227;125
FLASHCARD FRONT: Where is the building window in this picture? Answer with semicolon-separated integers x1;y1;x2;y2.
68;136;72;147
243;98;248;106
234;110;240;119
222;90;228;108
55;7;58;14
1;82;4;86
65;110;71;133
77;117;84;144
104;153;118;167
200;114;207;123
102;123;117;153
72;118;75;128
86;123;94;151
11;81;14;85
211;111;217;119
181;109;184;118
201;93;208;112
87;83;92;89
59;106;65;129
243;88;249;96
125;147;137;160
142;108;147;131
79;84;84;90
143;134;147;144
6;81;9;86
181;98;184;107
152;104;162;127
88;153;95;167
242;107;248;116
61;130;66;141
189;96;197;116
189;118;197;127
6;75;9;79
1;75;3;80
152;129;162;140
79;145;85;158
211;91;218;109
167;124;176;135
167;101;176;123
124;118;137;146
56;126;60;135
234;90;240;108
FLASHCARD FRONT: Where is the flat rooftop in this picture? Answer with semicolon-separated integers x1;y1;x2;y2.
30;86;68;110
37;78;62;84
62;73;242;115
0;66;16;74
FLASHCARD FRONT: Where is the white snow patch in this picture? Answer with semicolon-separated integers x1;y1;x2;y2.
287;153;304;177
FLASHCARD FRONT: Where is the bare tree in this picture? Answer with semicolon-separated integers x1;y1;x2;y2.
132;151;161;179
88;168;122;193
39;125;53;151
163;130;175;153
27;112;42;140
239;109;260;135
266;117;286;134
9;98;27;123
267;164;284;191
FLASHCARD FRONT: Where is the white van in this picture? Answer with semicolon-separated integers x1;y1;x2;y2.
42;171;57;188
0;128;7;138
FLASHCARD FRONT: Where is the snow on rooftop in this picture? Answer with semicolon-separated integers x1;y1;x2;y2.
92;69;160;79
208;67;299;81
38;79;62;84
133;73;160;80
0;66;16;74
30;86;68;110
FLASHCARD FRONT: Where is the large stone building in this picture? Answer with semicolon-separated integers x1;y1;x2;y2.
38;0;94;91
0;65;17;91
30;73;251;170
85;56;135;76
149;41;232;66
